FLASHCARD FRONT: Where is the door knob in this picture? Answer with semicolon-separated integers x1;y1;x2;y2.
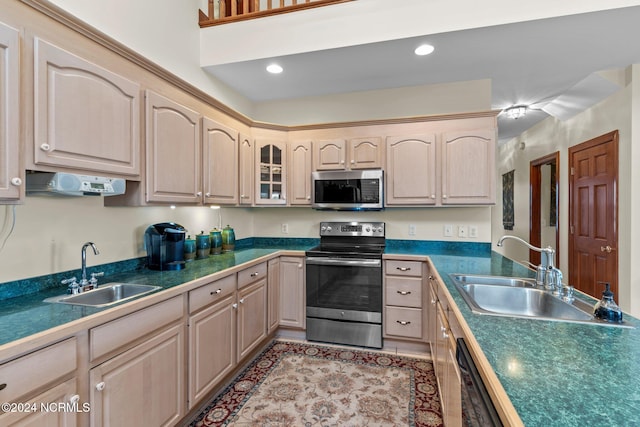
600;245;612;253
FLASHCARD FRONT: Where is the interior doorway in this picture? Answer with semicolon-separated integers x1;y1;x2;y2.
530;152;560;266
568;131;619;299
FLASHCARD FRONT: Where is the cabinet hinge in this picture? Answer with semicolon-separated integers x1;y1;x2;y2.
570;167;575;176
570;225;574;234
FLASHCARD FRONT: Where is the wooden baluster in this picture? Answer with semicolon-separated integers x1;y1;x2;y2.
231;0;237;16
267;0;272;10
219;0;226;17
280;0;285;8
252;0;259;12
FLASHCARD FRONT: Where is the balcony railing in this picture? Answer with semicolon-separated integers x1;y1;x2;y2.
199;0;353;27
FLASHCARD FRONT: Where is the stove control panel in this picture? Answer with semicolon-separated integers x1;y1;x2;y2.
319;221;385;237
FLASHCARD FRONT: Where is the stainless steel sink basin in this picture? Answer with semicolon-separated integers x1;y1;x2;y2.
44;283;161;307
450;274;632;328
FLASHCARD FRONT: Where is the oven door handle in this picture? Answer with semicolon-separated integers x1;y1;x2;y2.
305;257;381;267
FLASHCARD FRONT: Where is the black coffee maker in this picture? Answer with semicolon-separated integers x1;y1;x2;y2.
144;222;186;270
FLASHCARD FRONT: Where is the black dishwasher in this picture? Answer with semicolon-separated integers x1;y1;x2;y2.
456;338;503;427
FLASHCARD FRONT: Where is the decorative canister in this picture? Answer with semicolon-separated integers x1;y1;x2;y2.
221;225;235;252
195;231;210;259
210;228;222;255
184;235;196;262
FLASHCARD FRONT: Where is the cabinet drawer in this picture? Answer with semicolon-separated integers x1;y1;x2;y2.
189;274;236;314
237;262;267;289
385;260;422;277
385;276;423;308
90;296;183;361
385;307;423;339
0;337;76;402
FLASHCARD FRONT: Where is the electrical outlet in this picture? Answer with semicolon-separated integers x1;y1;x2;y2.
409;224;416;236
458;225;468;238
444;224;453;237
281;223;289;234
469;225;478;238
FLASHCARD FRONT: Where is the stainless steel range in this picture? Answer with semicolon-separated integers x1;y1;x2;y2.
305;221;385;348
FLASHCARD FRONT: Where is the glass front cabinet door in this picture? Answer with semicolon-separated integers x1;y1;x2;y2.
256;140;287;205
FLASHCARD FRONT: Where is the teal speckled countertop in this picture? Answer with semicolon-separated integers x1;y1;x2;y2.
1;239;639;426
426;252;640;427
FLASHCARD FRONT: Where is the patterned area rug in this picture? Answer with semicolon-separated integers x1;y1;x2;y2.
189;340;443;426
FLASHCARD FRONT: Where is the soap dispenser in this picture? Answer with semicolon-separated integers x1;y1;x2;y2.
593;282;623;323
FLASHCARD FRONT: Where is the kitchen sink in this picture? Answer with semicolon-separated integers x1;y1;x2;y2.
44;283;161;308
450;274;632;328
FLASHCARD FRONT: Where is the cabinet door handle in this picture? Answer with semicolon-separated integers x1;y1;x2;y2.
0;383;6;391
40;143;51;151
70;394;80;404
250;272;259;277
397;290;412;295
210;288;222;296
95;382;106;391
239;298;245;304
196;191;202;197
397;267;411;271
442;194;448;199
350;160;355;164
431;194;436;199
298;264;303;268
205;192;211;197
396;320;411;326
232;303;238;309
10;177;22;186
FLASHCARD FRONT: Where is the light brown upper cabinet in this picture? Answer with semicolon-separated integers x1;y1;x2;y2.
313;137;383;171
33;38;140;178
441;129;496;204
145;90;201;204
386;129;496;206
256;139;287;205
202;118;238;205
238;134;254;206
289;140;313;205
0;21;21;202
386;134;438;205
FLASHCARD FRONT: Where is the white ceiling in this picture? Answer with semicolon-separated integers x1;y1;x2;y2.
202;5;640;142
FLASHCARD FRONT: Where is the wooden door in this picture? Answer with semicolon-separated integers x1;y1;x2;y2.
313;139;346;170
568;131;618;298
529;152;560;266
188;294;236;407
289;140;312;205
348;137;383;169
441;129;495;204
145;90;201;203
385;134;437;205
279;256;305;329
238;134;254;205
90;324;184;427
202;117;238;205
237;279;267;361
33;38;140;177
0;21;21;201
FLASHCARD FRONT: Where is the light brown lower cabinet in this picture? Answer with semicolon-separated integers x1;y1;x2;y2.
279;256;305;329
430;275;462;427
237;278;267;361
267;258;280;334
188;293;236;407
89;324;184;427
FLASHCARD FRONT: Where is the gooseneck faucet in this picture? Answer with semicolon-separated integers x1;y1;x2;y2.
80;242;100;286
497;235;566;296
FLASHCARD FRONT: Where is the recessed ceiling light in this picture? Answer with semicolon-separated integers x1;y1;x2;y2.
266;64;283;74
414;44;435;56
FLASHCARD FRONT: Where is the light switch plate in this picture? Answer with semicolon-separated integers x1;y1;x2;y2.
409;224;416;236
469;225;478;238
458;225;468;238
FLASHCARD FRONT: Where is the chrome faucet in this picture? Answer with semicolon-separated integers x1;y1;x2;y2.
497;235;564;293
80;242;101;287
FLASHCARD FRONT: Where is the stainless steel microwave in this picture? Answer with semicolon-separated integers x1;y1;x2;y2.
311;169;384;210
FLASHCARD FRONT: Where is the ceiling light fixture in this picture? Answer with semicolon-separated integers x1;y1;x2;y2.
505;105;527;119
266;63;283;74
414;44;435;56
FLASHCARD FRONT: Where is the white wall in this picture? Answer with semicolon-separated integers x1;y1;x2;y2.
491;69;636;314
0;198;254;283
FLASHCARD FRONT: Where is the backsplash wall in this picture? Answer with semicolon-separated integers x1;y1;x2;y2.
0;196;490;284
